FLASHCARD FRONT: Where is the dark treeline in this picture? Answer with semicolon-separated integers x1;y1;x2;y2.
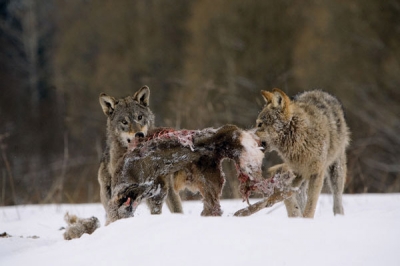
0;0;399;205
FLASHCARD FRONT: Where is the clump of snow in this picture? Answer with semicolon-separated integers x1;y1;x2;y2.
1;194;399;266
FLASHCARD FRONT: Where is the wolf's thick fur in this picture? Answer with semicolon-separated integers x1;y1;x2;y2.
256;89;350;218
98;86;182;217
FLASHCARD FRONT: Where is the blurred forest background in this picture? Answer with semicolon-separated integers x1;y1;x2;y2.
0;0;399;205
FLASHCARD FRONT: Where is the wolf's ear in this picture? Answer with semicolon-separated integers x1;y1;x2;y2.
272;88;292;117
133;85;150;107
261;90;274;104
99;93;116;116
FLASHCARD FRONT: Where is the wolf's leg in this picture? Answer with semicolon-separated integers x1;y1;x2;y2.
146;176;168;215
285;175;308;217
296;181;307;213
98;163;111;216
283;179;304;217
283;197;302;217
327;152;346;215
303;171;325;218
284;181;308;217
165;173;183;213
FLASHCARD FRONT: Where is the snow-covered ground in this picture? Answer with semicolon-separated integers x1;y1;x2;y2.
1;194;399;266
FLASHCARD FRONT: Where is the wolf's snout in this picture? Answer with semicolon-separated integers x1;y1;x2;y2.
135;132;145;138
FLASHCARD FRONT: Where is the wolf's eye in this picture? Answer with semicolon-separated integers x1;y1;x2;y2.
257;123;263;128
121;120;128;125
138;115;142;121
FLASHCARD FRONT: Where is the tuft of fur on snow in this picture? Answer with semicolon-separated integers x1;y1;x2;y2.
63;212;100;240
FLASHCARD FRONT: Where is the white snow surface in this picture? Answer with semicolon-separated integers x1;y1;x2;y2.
1;194;399;266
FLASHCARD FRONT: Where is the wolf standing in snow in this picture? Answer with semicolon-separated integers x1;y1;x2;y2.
255;89;350;218
98;86;183;217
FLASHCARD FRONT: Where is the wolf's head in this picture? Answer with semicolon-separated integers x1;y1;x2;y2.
99;86;155;148
256;88;293;151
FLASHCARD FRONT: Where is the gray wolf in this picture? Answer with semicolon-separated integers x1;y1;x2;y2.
255;88;350;218
98;86;182;218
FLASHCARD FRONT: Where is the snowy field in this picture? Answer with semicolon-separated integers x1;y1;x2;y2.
1;194;399;266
